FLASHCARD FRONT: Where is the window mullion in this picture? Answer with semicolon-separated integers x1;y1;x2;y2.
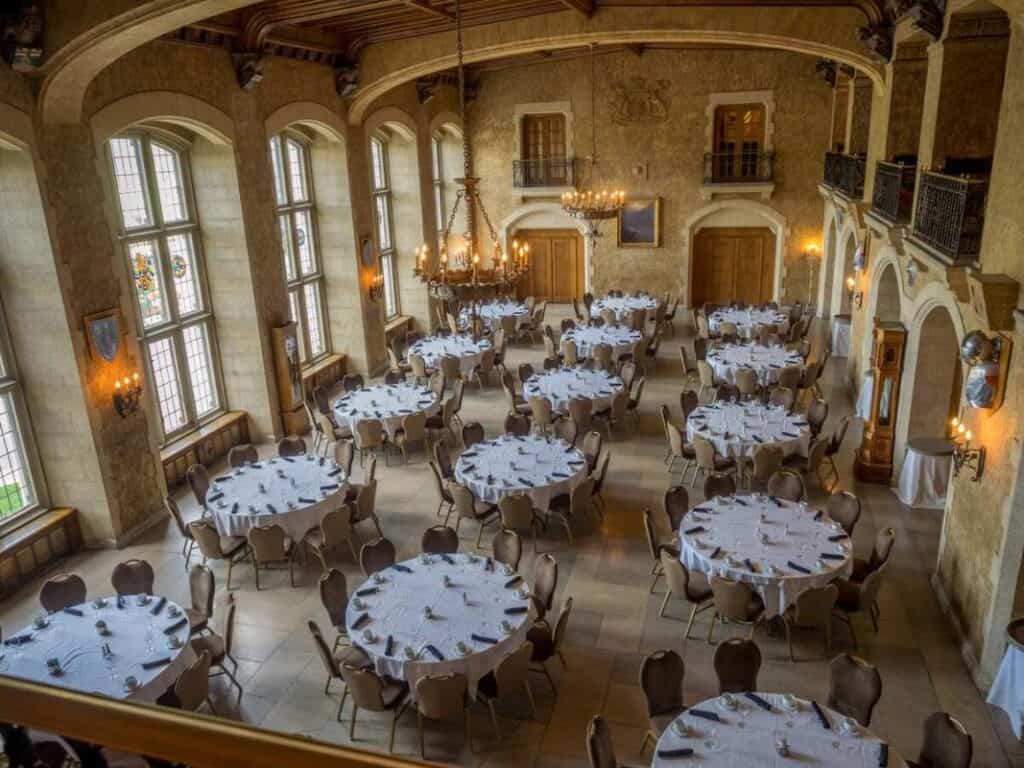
170;331;198;429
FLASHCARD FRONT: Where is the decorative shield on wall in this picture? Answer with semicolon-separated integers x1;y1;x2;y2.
84;309;122;362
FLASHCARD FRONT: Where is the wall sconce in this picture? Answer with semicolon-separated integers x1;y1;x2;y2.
113;373;143;418
845;275;863;309
368;271;385;302
960;330;1011;410
950;417;985;481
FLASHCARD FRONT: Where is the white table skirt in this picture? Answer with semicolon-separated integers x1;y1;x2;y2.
332;383;437;437
706;344;804;386
652;694;906;768
709;309;789;339
856;372;874;420
522;367;624;414
346;556;533;699
208;456;349;541
896;447;952;510
679;496;853;618
459;301;529;331
453;434;588;511
2;595;194;703
831;315;852;357
409;335;491;376
590;295;658;320
988;644;1024;740
686;403;810;461
561;326;642;359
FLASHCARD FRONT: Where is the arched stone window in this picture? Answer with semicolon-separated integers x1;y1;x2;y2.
370;134;400;318
0;307;39;520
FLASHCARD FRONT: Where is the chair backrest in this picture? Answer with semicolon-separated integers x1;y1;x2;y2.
318;568;348;630
421;525;459;554
693;337;708;362
642;509;661;560
827;653;882;727
827;491;861;535
792;584;838;627
494;641;533;695
858;559;889;608
529;396;553;426
710;576;757;623
703;473;736;499
661;550;694;599
343;373;365;392
355;479;378;524
571;476;595;514
189;520;227;559
533;554;558;613
355;418;384;449
359;537;396;576
248;525;287;563
308;619;341;680
451;481;484;522
401;411;427;442
768;386;795;411
619;360;637;393
430;370;446;398
918;712;973;768
629;377;646;407
438;356;460;382
751;444;786;485
429;460;451;504
568;397;593;429
715;383;740;402
697;360;715;387
870;527;897;571
409;354;429;378
433;442;454;478
277;436;307;457
40;573;87;613
553;418;578;447
174;649;212;712
416;673;468;721
186;464;210;506
663;485;689;531
777;365;802;391
693;436;719;471
312;384;332;415
165;496;189;539
492;528;522;570
586;715;618;768
592;451;610;493
582;430;603;467
228;444;258;468
188;564;215;619
499;494;534;532
767;470;805;502
734;367;759;396
551;596;573;656
560;340;580;367
807;398;829;434
640;649;685;717
504;413;531;437
713;638;761;693
679;389;699;420
111;559;155;596
319;504;353;548
829;416;852;455
461;421;485;449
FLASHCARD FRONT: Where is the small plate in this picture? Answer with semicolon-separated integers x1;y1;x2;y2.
167;635;183;649
672;720;689;737
124;677;140;692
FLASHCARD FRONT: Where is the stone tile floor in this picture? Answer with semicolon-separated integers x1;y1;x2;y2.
2;306;1022;767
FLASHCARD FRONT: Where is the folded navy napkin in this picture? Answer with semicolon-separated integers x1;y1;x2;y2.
150;596;167;615
752;435;764;443
656;748;693;759
206;492;224;503
298;497;316;504
251;463;263;468
745;692;772;711
484;558;494;572
518;477;534;487
425;644;444;660
692;506;711;513
163;617;188;635
116;596;125;610
462;451;478;458
230;502;239;515
318;457;326;466
505;606;529;615
787;561;811;574
565;445;576;453
744;558;757;572
320;483;339;491
828;533;849;542
351;613;371;630
462;463;476;472
811;700;831;729
440;554;455;565
552;471;570;479
688;708;720;722
504;575;522;588
820;552;845;560
215;475;233;482
4;634;32;645
878;742;889;767
684;526;705;535
141;657;171;670
63;607;84;617
266;504;278;514
733;498;747;507
327;468;342;477
813;510;824;521
385;635;395;656
281;457;295;463
392;564;413;573
472;634;499;645
356;587;378;597
710;547;722;559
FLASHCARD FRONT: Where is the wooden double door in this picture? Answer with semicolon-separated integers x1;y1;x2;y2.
692;227;775;306
516;229;584;303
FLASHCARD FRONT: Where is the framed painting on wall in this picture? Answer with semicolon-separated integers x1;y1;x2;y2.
84;308;123;363
617;198;661;247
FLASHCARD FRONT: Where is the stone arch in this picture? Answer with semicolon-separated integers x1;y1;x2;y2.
681;199;789;306
89;91;234;146
0;104;33;152
498;201;593;292
818;210;841;318
265;101;346;143
428;110;463;138
859;249;905;367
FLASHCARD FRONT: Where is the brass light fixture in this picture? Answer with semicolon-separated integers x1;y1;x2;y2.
112;373;143;418
949;416;985;481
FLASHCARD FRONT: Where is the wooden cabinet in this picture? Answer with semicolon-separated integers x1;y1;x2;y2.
854;321;907;483
692;227;775;306
515;229;584;303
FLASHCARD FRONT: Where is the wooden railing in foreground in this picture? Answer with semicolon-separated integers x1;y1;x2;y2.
0;676;424;768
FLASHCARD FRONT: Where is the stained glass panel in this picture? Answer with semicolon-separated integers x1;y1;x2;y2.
167;233;201;316
130;240;169;328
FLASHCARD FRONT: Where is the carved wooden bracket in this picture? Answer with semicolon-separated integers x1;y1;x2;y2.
335;60;359;98
232;52;265;92
415;72;477;104
968;273;1020;332
815;59;838;86
859;23;894;61
889;0;945;40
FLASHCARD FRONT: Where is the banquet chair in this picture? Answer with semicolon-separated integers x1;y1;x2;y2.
823;416;851;487
461;421;485;450
582;292;594;316
664;485;690;531
228;444;258;468
663;296;680;336
659;552;713;639
766;470;805;502
449;481;499;547
718;322;739;344
318;568;353;652
639;650;686;753
174;650;216;715
572;297;587;324
630;309;647;332
798;361;821;404
706;576;765;644
187;463;211;511
421;525;459;554
359;537;397;577
188;521;247;591
432;442;455;481
715;382;741;402
619;360;638;393
784;438;830;492
644;509;677;593
306;503;357;569
345;452;376;505
561;318;576;333
500;315;519;344
493;528;523;571
111;559;155;596
582;431;604;473
449;379;467;429
446;312;460;335
409;354;432;385
587;715;631;768
747;445;785;492
910;712;973;768
425;396;457;447
679;346;699;389
679;389;700;423
553;417;579;447
693;337;709;362
387;346;412;379
472;347;496;388
852;527;897;582
343;373;365;392
190;592;243;703
827;653;882;727
499;495;542;555
312;384;334;417
383;370;404;385
186;564;214;636
826;491;862;535
529;396;555;435
547;477;594;545
392;411;428;465
277;436;307;458
436;356;460;390
591;451;611;514
768;386;796;412
734;367;760;401
568;397;594;433
599;308;617;326
714;638;762;693
643;333;661;372
806;398;829;438
781;584;838;661
354;480;384;540
429;370;447;399
354;419;385;467
703;473;736;500
504;412;532;437
532;554;559;620
40;573;87;613
166;496;197;569
592;343;614;372
309;622;375;723
626;377;646;426
415;673;472;759
692;436;736;488
777;365;802;392
429;460;455;521
476;641;537;739
594;390;629;436
503;372;531;417
663;400;682;464
527;597;573;692
543;355;562;370
833;560;889;648
247;524;296;590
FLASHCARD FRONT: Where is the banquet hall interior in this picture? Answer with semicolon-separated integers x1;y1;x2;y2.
2;0;1024;766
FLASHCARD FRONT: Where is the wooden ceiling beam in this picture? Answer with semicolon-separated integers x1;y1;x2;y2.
559;0;594;16
398;0;456;20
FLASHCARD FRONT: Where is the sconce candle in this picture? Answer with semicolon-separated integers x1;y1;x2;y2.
113;373;143;418
949;416;985;481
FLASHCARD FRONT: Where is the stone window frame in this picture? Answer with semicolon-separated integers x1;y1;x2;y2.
702;90;776;199
512;101;575;196
369;133;401;319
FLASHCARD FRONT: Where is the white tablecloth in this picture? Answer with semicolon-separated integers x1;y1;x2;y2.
679;496;853;618
208;455;348;541
896;443;952;510
345;556;533;698
856;372;874;420
831;315;852;357
409;335;491;376
652;694;906;768
709;308;789;339
590;295;658;320
333;383;437;437
1;595;194;703
988;644;1024;739
686;403;810;461
454;434;588;511
459;301;529;331
522;367;624;414
561;326;642;359
706;343;804;386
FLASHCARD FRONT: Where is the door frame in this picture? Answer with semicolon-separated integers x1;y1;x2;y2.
512;227;585;303
499;201;593;293
692;226;776;307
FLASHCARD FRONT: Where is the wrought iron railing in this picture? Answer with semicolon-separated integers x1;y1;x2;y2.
871;161;917;224
912;171;988;265
702;151;774;184
823;152;866;199
512;158;575;188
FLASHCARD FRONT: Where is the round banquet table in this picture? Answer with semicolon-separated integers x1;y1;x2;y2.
346;555;534;698
590;294;658;320
686;402;810;462
679;495;853;618
896;437;954;510
709;307;789;339
652;693;905;768
409;334;491;376
561;325;643;359
207;455;349;541
522;367;625;414
1;595;194;703
706;343;804;386
332;383;437;438
453;434;589;511
459;300;529;331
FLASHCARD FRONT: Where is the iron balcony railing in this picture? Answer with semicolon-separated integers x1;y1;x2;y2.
512;158;575;188
823;152;866;199
912;171;988;265
871;161;917;224
703;151;774;184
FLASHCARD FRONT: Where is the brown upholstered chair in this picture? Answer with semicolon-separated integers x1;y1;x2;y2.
713;638;761;693
186;463;211;510
659;551;713;639
663;484;689;531
703;473;736;500
40;573;87;613
782;584;838;661
532;553;559;621
190;592;243;703
851;527;896;582
827;491;862;535
429;460;454;520
639;649;686;753
833;560;888;648
526;597;572;692
748;444;786;491
505;411;533;436
174;649;216;714
499;494;541;554
415;673;471;759
166;496;196;569
692;436;736;488
766;470;805;502
189;520;246;590
546;477;594;544
359;537;397;577
910;712;973;768
707;576;765;643
186;564;214;636
492;528;523;571
111;559;155;596
476;641;536;739
586;715;628;768
247;524;296;590
826;653;882;727
461;421;485;450
306;503;357;570
319;567;352;652
228;444;258;468
309;620;374;723
421;524;459;554
449;481;499;546
277;436;307;457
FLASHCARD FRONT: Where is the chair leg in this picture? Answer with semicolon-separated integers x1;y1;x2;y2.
388;705;402;753
525;681;537;718
784;620;794;662
226;559;235;591
205;697;218;715
349;705;359;741
684;602;699;639
658;590;672;617
252;560;260;591
324;675;332;695
488;700;500;740
418;712;426;759
706;612;717;644
289;554;295;587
